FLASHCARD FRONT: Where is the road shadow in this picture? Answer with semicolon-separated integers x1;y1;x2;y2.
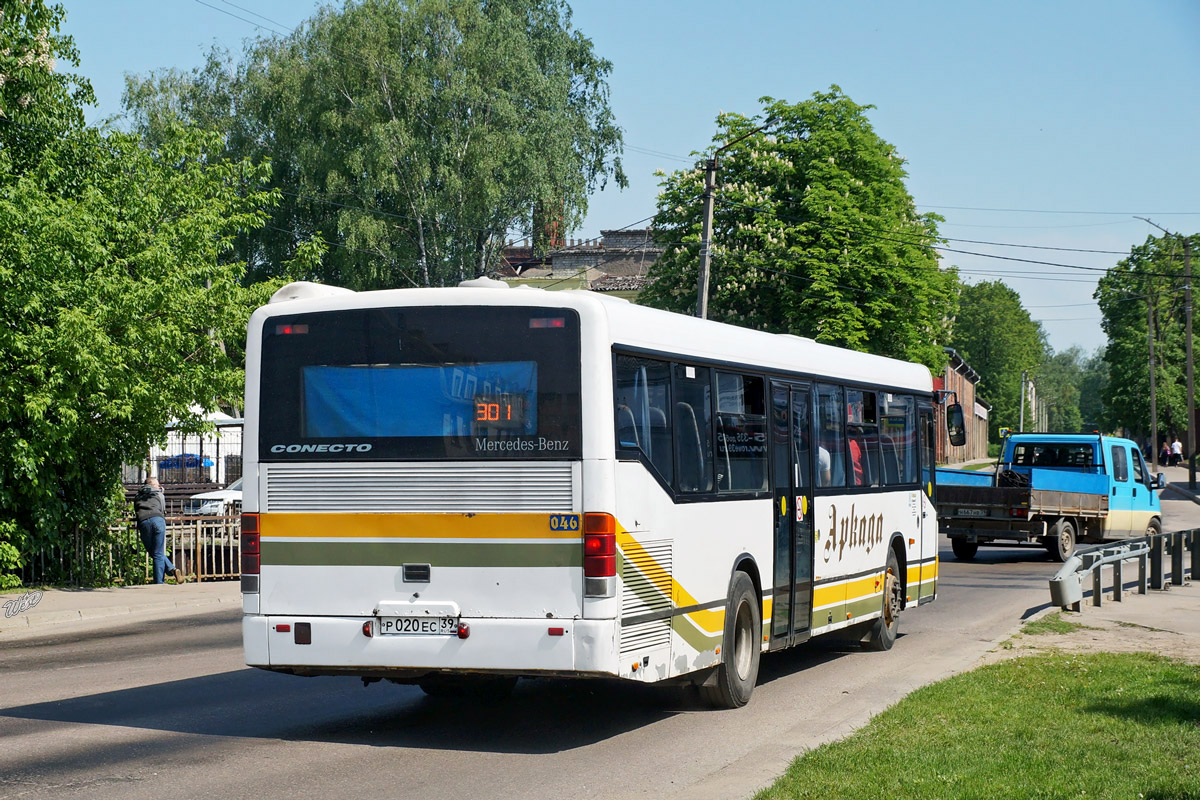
0;664;694;756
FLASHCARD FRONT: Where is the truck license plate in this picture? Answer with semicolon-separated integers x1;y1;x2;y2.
957;508;987;517
378;616;457;635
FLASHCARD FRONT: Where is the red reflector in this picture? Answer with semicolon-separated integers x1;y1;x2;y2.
275;624;291;633
529;317;565;328
548;627;564;636
241;513;260;535
241;532;260;555
275;323;309;335
584;554;616;577
241;552;260;574
456;622;470;640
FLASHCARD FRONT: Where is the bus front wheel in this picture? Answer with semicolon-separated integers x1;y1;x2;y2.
701;571;760;709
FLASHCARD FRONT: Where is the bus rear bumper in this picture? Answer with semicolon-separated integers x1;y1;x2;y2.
242;614;618;677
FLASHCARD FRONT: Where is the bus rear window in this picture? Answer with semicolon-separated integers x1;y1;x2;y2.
259;306;581;460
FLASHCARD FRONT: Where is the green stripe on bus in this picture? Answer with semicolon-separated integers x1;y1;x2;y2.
261;540;581;568
671;613;722;653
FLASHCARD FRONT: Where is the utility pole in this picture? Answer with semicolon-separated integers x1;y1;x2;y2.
1188;236;1195;487
1149;297;1159;472
1019;370;1027;432
1137;217;1192;483
695;158;717;320
694;118;778;319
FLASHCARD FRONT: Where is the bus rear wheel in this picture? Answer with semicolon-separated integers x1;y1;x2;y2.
865;549;902;651
700;571;760;709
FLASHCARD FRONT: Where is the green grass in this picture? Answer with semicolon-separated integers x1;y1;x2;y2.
1021;611;1097;636
962;462;996;472
755;652;1200;799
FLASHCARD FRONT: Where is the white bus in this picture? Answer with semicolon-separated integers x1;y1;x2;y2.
240;279;958;707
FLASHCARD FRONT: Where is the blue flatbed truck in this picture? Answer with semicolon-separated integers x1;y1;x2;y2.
937;433;1164;561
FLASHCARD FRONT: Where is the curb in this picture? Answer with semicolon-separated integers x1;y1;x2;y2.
1;592;240;637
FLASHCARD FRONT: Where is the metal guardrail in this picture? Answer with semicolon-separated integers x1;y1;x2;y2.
1048;530;1199;611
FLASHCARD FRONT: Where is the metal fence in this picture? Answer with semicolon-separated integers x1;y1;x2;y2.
1048;530;1199;611
20;514;242;587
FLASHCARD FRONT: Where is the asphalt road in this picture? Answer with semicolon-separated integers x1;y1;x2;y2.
3;497;1198;800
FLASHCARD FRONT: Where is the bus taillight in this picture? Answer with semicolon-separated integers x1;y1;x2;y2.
241;513;261;575
583;513;616;598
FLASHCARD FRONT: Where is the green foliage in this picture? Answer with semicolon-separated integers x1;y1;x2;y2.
0;123;279;586
756;653;1200;800
123;0;626;290
1096;234;1193;440
948;281;1048;439
641;88;958;371
0;0;94;170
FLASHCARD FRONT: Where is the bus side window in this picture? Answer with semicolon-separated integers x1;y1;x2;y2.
816;384;846;488
880;393;917;485
674;364;713;493
715;372;767;493
614;355;673;486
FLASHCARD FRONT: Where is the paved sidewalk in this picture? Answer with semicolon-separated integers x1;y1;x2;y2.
1161;463;1200;505
0;579;241;640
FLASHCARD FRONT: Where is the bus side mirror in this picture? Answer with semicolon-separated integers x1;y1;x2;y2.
946;403;966;447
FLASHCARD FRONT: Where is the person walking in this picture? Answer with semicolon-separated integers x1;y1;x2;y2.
134;477;183;584
1171;437;1184;467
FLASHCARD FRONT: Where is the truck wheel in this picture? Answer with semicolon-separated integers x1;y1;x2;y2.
700;571;760;709
951;538;978;561
1048;519;1076;562
865;549;902;651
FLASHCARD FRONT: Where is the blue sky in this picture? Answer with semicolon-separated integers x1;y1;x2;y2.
59;1;1200;357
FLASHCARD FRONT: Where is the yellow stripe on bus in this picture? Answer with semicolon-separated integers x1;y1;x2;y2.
259;513;583;540
812;572;888;609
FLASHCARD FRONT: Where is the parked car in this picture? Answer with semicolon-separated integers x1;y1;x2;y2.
184;478;243;516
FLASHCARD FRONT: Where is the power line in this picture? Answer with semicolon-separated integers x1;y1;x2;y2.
717;196;1130;255
713;197;1192;280
916;204;1200;216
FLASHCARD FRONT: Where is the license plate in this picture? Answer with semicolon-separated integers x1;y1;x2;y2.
378;616;457;635
957;508;988;517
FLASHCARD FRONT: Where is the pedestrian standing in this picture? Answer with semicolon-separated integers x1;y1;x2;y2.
1171;437;1183;466
134;477;183;584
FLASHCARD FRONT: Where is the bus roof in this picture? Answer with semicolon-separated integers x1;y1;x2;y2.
252;283;934;394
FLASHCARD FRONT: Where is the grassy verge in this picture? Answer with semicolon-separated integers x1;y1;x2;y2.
755;652;1200;799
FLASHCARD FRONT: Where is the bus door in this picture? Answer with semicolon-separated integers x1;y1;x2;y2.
770;382;814;649
917;402;937;600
